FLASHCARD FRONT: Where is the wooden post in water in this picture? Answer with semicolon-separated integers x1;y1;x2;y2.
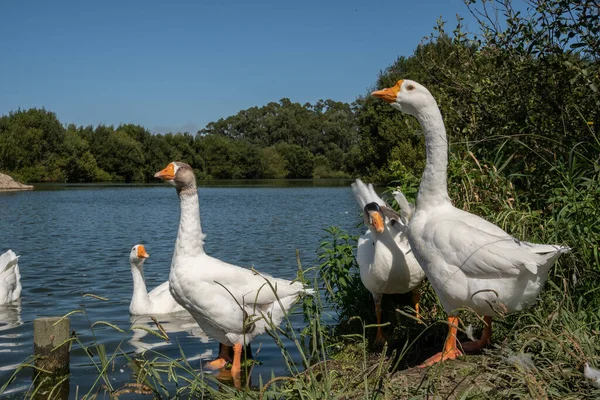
33;317;70;374
33;317;70;399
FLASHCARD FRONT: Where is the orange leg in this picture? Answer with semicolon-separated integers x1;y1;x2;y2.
412;289;422;323
374;296;386;345
230;343;243;376
462;316;492;352
419;316;463;368
205;342;232;370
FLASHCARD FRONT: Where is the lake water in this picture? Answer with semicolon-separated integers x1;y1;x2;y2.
0;181;363;398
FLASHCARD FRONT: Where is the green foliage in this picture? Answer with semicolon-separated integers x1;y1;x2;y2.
274;143;315;179
316;226;367;321
0;98;361;182
259;146;288;179
0;108;67;182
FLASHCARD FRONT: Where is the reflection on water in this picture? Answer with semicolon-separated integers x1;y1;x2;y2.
128;312;210;355
0;182;362;396
0;302;24;373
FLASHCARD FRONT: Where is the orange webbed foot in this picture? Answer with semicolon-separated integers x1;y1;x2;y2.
204;342;232;370
205;358;228;370
419;316;462;368
419;347;463;368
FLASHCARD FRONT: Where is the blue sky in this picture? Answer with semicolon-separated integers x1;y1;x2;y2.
0;1;521;134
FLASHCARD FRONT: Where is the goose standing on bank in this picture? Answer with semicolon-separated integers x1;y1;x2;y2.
129;244;186;315
0;250;21;305
372;80;569;366
352;179;425;344
154;162;313;379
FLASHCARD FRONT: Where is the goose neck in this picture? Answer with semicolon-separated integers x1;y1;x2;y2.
415;105;451;207
175;184;206;257
130;262;151;309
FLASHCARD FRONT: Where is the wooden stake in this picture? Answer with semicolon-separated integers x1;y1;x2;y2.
33;317;70;375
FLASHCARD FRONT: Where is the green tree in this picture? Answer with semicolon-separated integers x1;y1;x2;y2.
275;143;314;178
0;108;66;181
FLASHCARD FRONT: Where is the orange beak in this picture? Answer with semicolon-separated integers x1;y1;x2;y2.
137;245;150;259
369;211;385;233
371;80;403;103
154;163;175;180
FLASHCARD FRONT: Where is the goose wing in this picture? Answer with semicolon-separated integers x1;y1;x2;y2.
148;280;171;298
202;256;310;307
430;214;566;278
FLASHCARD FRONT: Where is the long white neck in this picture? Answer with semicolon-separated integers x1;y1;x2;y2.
174;184;206;260
415;103;451;208
130;261;151;311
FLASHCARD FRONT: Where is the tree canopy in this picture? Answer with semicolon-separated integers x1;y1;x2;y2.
0;98;360;182
1;0;597;187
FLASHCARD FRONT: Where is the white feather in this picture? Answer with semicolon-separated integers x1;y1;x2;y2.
0;250;21;305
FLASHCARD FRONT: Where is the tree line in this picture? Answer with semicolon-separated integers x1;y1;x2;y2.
0;98;361;182
0;0;597;188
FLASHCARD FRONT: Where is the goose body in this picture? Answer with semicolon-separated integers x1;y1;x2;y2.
0;250;21;305
129;245;186;315
168;252;308;346
409;203;566;316
372;79;569;365
353;179;424;297
155;161;313;377
352;179;425;342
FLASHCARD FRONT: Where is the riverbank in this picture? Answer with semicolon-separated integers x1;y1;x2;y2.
0;173;33;191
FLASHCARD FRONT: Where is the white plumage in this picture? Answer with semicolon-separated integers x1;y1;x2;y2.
155;161;313;378
372;79;569;366
352;179;425;342
0;250;21;305
584;363;600;388
129;244;186;315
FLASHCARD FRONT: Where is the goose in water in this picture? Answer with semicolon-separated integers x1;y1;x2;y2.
0;250;21;305
129;244;186;315
372;79;569;366
352;179;425;343
154;161;313;379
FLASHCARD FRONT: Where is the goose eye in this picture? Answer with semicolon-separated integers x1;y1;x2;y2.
406;84;415;91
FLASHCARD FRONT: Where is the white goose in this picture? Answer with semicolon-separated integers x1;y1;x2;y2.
129;244;186;315
372;80;569;366
154;161;313;378
0;250;21;305
352;179;425;343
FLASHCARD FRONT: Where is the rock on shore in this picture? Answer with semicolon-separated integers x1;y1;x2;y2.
0;173;34;191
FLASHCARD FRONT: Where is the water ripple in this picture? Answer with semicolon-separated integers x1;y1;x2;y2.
0;183;361;395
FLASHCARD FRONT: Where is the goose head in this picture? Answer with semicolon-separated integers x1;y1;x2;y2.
130;244;149;268
154;162;196;189
363;202;385;234
371;79;434;117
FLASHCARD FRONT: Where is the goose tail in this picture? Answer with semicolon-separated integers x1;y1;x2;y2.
392;189;414;222
351;179;385;210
